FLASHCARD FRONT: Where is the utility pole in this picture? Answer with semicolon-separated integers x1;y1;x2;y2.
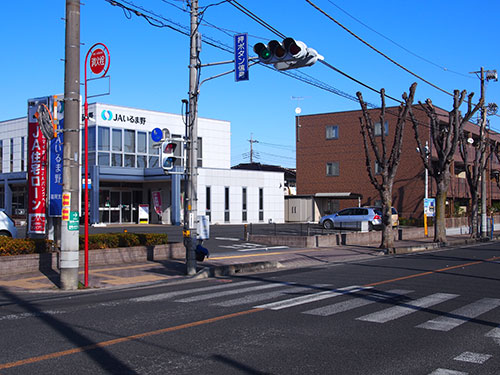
249;134;258;163
60;0;81;289
185;0;199;275
480;67;488;238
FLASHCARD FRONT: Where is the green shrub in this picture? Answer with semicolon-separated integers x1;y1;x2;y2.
0;237;52;256
136;233;169;246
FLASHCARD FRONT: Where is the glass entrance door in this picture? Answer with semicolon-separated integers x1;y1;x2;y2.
110;191;120;223
121;191;132;223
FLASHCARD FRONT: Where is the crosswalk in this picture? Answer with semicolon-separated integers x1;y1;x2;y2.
136;280;500;337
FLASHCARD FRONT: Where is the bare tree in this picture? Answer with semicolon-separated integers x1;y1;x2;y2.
458;120;490;238
411;90;483;243
357;83;417;250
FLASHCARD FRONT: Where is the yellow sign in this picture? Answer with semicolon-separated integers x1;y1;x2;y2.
62;207;70;221
183;230;191;237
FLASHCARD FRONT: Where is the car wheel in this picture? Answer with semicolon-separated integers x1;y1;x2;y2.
0;230;12;237
368;222;374;231
323;220;334;229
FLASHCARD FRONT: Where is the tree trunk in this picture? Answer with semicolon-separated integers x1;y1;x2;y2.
434;179;448;243
469;192;479;238
381;188;394;249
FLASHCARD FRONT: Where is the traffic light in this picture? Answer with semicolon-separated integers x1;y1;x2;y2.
161;141;177;171
253;37;322;71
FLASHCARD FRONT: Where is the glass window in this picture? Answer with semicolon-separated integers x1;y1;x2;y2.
98;152;110;166
375;161;382;174
148;156;159;168
87;152;96;166
148;132;158;154
326;125;338;140
21;137;25;171
112;129;122;152
0;140;2;173
124;129;135;153
10;138;13;172
98;127;110;151
87;126;96;151
137;131;147;154
124;154;135;167
137;155;147;168
326;162;339;176
112;153;122;167
375;121;389;136
224;187;230;222
259;188;264;221
242;187;247;222
206;186;211;222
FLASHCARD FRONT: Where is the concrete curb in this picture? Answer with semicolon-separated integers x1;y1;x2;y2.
194;261;282;279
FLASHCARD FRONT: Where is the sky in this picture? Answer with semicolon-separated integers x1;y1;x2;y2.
1;0;499;169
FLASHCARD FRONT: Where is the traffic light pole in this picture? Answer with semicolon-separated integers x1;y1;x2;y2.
185;0;199;275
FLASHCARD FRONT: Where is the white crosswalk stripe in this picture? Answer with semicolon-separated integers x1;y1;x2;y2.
213;284;331;307
417;298;500;331
303;289;413;317
175;282;292;303
485;326;500;338
357;293;458;323
130;281;259;302
254;285;367;311
428;369;468;375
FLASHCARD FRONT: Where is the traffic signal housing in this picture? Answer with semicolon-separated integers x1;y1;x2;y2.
161;141;177;171
253;37;322;71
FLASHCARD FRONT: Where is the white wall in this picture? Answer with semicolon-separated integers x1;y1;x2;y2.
198;168;285;224
0;117;26;173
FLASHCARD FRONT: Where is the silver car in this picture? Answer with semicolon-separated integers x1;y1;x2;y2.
0;209;17;238
319;207;382;231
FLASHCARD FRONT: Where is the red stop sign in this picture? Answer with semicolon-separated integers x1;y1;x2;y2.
90;48;106;75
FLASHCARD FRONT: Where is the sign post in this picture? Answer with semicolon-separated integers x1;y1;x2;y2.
234;33;249;82
84;43;110;287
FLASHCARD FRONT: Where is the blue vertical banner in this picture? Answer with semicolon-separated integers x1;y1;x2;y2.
234;33;249;82
49;102;64;217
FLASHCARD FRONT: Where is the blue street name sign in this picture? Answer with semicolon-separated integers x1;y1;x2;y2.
234;33;249;82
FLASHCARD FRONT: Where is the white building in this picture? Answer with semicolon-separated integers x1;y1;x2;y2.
0;102;285;226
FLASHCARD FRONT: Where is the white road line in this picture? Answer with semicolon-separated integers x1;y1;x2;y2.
485;326;500;338
428;369;468;375
175;282;287;303
237;246;289;252
417;298;500;331
453;351;492;364
215;237;240;241
254;285;366;311
357;293;458;324
303;289;412;317
130;281;259;302
213;284;331;307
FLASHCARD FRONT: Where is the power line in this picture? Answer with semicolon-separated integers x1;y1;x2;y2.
325;0;473;79
305;0;455;98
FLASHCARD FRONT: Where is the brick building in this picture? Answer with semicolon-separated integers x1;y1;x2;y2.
296;105;500;220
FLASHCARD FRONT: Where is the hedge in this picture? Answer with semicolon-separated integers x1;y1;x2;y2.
0;233;169;256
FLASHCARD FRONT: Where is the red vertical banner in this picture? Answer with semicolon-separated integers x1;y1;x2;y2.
152;191;162;215
27;111;48;234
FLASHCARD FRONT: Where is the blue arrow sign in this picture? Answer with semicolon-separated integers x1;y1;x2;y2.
151;127;163;142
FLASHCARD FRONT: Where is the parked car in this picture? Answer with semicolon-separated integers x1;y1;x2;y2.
365;206;399;227
0;209;17;238
319;207;382;231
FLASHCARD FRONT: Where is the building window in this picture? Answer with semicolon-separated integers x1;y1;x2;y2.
259;188;264;221
326;162;339;176
124;129;135;153
87;126;96;151
124;154;135;168
98;127;110;151
112;129;122;151
98;152;110;166
0;140;2;173
375;161;382;175
112;153;122;167
326;125;338;140
10;138;13;172
197;137;203;167
242;187;247;222
137;155;147;168
224;187;230;222
149;156;159;168
137;131;147;154
375;121;389;137
21;137;25;171
206;186;211;222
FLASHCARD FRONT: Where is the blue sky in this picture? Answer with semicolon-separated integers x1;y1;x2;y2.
2;0;499;168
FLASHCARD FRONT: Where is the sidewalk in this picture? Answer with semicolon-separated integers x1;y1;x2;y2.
0;233;496;293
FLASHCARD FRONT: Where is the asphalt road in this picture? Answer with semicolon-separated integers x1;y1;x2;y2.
1;242;499;374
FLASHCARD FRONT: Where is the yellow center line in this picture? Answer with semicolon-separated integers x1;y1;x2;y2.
210;248;334;260
2;254;498;370
0;308;263;370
